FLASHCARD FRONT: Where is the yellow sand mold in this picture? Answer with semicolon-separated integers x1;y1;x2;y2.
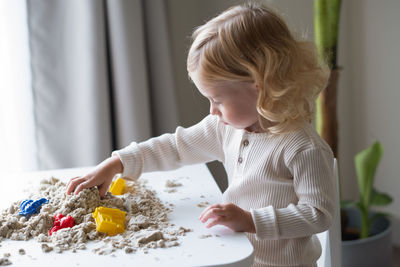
92;206;126;236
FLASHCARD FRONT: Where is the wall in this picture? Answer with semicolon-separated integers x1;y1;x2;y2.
270;0;400;245
166;0;243;191
346;0;400;244
166;0;400;244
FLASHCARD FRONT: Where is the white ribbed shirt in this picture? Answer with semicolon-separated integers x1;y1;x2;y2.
113;115;335;267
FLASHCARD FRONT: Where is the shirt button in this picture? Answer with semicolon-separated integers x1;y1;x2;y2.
238;157;243;163
243;139;249;146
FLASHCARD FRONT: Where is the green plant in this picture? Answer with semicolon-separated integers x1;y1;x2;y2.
314;0;341;69
346;141;393;239
313;0;342;158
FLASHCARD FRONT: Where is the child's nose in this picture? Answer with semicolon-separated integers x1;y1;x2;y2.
210;104;220;116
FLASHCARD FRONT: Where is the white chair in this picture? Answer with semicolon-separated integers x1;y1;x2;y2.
317;159;342;267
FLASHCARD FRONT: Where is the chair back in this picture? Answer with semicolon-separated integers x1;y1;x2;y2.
317;158;342;267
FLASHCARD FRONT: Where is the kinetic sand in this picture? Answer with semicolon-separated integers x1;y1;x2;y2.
0;176;192;262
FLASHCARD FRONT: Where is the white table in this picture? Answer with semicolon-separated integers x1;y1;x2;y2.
0;164;254;267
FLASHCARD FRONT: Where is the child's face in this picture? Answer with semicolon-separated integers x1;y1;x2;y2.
191;71;260;131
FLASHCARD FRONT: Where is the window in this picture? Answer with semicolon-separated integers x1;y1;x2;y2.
0;0;37;172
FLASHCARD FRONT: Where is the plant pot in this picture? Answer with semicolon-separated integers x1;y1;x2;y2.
341;207;392;267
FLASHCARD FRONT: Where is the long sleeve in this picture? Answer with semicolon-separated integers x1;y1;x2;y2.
112;115;225;180
250;147;335;240
221;122;336;266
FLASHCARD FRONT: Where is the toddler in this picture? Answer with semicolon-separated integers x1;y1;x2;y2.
67;3;335;267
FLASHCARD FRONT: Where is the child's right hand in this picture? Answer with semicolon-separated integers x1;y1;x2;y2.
66;156;123;198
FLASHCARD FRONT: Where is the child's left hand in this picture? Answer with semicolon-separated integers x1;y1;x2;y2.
199;203;256;233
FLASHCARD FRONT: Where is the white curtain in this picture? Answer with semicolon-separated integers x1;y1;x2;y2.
105;0;179;146
0;0;37;172
27;0;114;169
0;0;179;171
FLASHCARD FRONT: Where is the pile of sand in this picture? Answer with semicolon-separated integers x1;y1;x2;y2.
0;176;191;260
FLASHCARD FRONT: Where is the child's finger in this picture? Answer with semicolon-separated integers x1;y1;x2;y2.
199;207;213;221
199;205;217;220
200;207;224;223
66;176;75;189
201;211;221;223
73;178;95;195
66;176;81;192
199;204;222;220
66;177;85;195
206;217;224;228
98;180;112;198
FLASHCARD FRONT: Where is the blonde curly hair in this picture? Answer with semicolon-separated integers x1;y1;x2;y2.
187;3;330;133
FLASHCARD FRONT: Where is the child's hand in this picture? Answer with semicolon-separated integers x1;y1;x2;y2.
199;203;256;233
66;156;123;198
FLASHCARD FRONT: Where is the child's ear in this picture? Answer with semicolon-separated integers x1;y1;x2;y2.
252;83;259;92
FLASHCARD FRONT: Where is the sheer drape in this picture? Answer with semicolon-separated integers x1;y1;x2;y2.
0;0;37;172
27;0;113;169
25;0;178;170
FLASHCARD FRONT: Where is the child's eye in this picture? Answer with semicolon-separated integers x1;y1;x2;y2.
211;98;221;105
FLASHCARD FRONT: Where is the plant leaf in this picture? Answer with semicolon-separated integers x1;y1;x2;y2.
371;189;393;206
328;0;341;47
354;141;383;209
314;0;330;60
313;0;342;68
327;0;341;68
355;201;365;213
